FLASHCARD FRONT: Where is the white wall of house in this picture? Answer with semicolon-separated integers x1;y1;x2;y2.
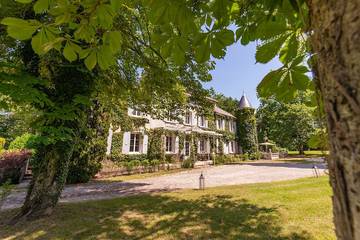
107;107;240;156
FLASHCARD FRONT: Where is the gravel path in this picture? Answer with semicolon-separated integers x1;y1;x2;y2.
1;162;327;211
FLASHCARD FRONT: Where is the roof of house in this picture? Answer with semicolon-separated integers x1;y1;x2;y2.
214;105;235;118
239;93;253;109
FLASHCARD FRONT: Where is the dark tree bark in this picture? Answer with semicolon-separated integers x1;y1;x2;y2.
309;1;360;239
11;45;96;220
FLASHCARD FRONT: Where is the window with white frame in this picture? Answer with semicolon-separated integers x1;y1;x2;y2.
198;115;206;127
199;139;206;153
131;109;142;117
184;111;192;125
229;121;235;132
230;141;235;153
217;118;224;130
165;136;173;152
130;133;141;152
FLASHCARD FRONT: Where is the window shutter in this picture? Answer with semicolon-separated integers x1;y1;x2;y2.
122;132;130;154
175;136;179;153
207;139;210;153
143;134;148;154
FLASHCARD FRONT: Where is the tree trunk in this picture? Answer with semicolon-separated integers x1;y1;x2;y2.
11;45;96;220
309;1;360;239
15;141;74;219
299;148;305;155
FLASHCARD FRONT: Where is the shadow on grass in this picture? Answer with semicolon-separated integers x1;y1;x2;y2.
0;194;313;240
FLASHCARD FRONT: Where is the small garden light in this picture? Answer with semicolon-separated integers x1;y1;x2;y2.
199;172;205;190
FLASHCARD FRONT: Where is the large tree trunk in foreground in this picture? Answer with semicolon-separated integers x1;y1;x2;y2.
19;141;74;218
12;46;95;220
309;1;360;239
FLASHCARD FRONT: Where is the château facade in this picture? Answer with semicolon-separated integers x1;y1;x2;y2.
106;94;254;163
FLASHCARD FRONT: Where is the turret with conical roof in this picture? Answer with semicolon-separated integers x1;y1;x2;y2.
238;93;253;109
235;91;258;156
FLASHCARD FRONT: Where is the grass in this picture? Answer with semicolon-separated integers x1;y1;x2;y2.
287;150;329;156
0;176;334;240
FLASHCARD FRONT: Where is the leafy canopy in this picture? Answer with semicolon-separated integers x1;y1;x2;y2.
1;0;313;104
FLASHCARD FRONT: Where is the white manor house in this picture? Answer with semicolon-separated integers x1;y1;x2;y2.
106;94;253;163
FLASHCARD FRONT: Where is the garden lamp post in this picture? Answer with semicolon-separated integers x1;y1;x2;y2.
199;172;205;190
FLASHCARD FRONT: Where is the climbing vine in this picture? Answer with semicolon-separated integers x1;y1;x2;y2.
111;132;123;161
236;108;259;155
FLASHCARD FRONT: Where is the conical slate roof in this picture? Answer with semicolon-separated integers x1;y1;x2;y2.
239;93;253;109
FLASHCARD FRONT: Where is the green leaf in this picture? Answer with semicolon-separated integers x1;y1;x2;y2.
255;35;289;63
257;70;283;98
194;37;211;63
172;38;188;65
84;51;97;70
160;42;172;58
103;31;122;52
78;48;91;59
279;34;299;64
96;4;115;28
34;0;50;14
97;46;113;69
210;37;226;58
1;17;40;40
42;37;64;52
291;69;311;90
63;42;77;62
214;29;234;46
255;20;289;40
31;28;56;54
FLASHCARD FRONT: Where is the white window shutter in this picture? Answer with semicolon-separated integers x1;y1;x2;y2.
174;136;179;153
122;132;130;154
207;139;210;153
142;134;148;154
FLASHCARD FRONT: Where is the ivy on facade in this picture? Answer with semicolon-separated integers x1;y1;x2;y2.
235;108;259;155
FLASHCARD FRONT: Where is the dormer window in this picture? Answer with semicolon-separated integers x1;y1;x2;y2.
184;111;192;125
198;115;206;127
217;118;224;130
131;109;142;117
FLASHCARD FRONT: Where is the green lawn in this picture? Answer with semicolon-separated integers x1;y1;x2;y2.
96;168;188;182
0;177;334;240
288;150;329;156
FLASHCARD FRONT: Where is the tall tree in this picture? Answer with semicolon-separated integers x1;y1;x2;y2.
0;0;214;220
256;98;316;154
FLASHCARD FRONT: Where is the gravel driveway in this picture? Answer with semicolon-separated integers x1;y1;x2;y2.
1;162;326;211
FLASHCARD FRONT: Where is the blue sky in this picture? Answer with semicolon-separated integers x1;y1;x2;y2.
203;42;281;108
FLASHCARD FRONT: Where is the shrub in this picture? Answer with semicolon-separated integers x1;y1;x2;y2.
181;159;194;168
132;160;141;169
150;159;160;171
113;154;148;163
123;161;134;174
0;150;31;184
165;154;177;163
8;133;40;150
243;153;249;160
249;152;261;160
142;160;150;172
0;138;5;152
